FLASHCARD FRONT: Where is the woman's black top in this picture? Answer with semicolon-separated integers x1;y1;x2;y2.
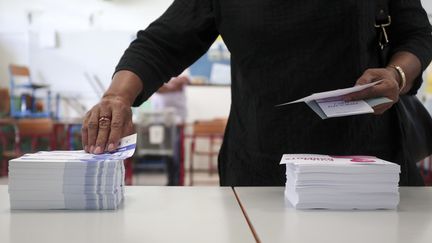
116;0;432;186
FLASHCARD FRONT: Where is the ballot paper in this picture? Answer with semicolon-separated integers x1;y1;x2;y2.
276;81;393;119
280;154;400;210
8;134;136;210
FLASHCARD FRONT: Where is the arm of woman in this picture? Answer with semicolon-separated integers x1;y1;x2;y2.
345;0;432;114
82;0;219;153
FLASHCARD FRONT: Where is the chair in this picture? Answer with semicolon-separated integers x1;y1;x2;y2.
189;118;227;186
9;64;51;118
0;119;16;176
0;89;10;117
1;118;54;176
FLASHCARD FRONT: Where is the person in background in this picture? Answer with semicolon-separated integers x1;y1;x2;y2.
151;72;189;124
82;0;432;186
149;73;189;185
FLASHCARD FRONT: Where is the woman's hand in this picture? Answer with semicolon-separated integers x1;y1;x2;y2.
344;68;400;114
82;95;134;154
81;70;143;154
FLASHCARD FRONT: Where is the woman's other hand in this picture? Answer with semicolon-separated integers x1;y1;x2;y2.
344;68;400;114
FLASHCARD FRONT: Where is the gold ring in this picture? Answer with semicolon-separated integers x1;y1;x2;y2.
98;116;111;123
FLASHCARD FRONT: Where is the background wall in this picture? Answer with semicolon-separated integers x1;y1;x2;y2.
0;0;431;120
0;0;231;121
423;0;432;12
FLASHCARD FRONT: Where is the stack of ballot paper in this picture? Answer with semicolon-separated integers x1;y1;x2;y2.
8;134;137;210
280;154;401;210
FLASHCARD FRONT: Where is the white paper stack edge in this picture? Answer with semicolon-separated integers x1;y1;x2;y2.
280;154;401;210
8;134;137;210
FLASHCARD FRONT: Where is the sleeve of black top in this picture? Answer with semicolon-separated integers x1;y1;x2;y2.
389;0;432;95
115;0;219;106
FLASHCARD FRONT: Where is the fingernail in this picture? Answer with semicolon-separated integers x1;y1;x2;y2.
94;146;102;154
84;145;88;152
90;145;95;153
108;143;115;151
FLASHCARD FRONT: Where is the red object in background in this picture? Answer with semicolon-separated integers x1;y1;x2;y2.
179;124;185;186
0;118;55;176
52;121;83;150
188;119;227;186
419;156;432;186
124;158;133;185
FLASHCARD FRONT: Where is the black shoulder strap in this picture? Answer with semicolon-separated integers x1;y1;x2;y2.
375;0;391;66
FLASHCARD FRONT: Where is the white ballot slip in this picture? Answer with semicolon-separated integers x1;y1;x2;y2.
276;81;393;119
8;134;136;210
317;100;373;118
280;154;400;210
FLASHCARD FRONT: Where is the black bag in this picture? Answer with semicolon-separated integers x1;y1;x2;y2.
394;96;432;163
375;5;432;166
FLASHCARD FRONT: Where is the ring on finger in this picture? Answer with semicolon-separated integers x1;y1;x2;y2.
99;116;111;122
98;116;111;127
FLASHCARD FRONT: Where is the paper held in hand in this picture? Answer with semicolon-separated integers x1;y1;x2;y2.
276;81;393;119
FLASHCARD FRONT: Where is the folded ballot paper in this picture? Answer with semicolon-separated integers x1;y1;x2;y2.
280;154;401;210
8;134;137;210
277;81;393;119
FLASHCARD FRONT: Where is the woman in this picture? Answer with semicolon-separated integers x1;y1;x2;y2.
82;0;432;186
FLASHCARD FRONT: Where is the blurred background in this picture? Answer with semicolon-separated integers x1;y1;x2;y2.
0;0;431;186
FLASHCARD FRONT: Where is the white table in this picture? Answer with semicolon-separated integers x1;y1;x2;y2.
234;187;432;243
0;186;255;243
